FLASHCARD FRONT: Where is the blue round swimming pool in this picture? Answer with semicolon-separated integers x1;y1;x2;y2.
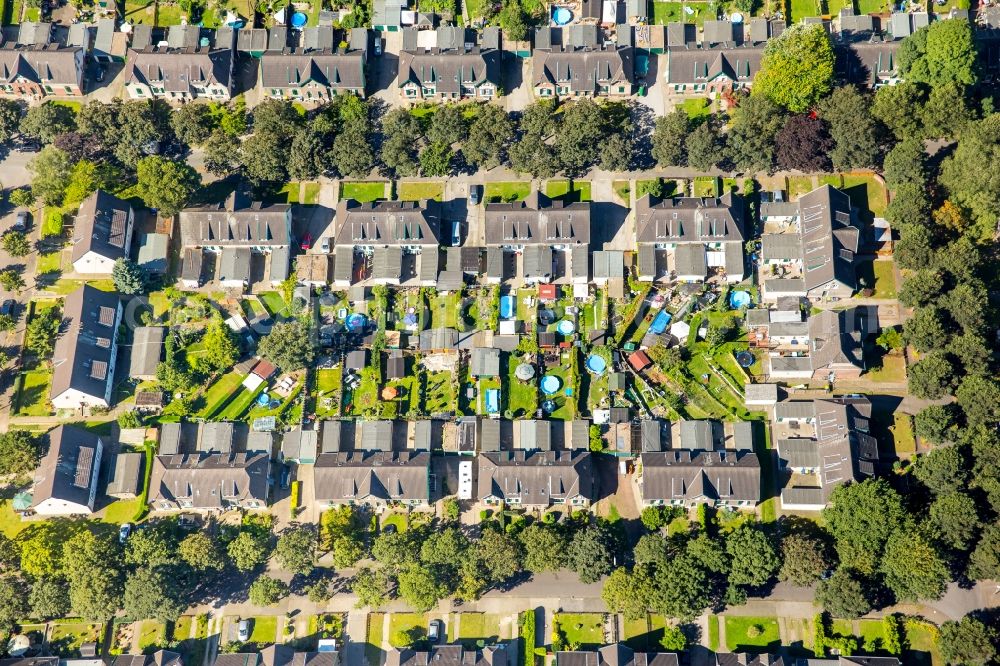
729;290;752;309
257;392;270;406
553;6;572;24
290;11;308;27
541;375;562;395
557;319;575;335
586;355;607;374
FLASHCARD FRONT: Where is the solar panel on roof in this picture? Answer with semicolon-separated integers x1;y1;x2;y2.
98;306;116;326
90;360;108;380
74;447;94;488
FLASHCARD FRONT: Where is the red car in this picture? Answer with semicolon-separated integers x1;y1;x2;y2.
300;233;312;250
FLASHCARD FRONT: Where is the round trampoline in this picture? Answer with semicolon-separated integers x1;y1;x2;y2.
586;355;607;374
552;6;573;24
345;313;367;331
257;392;271;406
557;320;576;335
290;11;308;27
541;375;562;395
539;309;556;325
542;399;557;413
736;351;755;368
729;290;752;309
730;12;744;22
515;363;536;381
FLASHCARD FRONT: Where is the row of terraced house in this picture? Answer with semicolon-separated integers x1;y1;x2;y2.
7;7;1000;102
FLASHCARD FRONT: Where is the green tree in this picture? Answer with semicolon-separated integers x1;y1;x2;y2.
287;129;325;181
136;156;199;216
566;525;617;584
726;94;785;173
331;535;365;569
398;565;447;612
463;104;514;170
8;188;35;209
227;531;270;572
28;576;70;619
112;258;146;295
330;118;375;178
651;109;689;167
28;145;72;206
957;375;1000;428
203;129;241;178
351;567;391;609
602;567;653;620
257;320;314;371
914;445;968;495
2;231;31;257
883;138;928;190
170;102;216;146
779;532;831;586
420;527;468;568
0;430;41;476
819;86;879;171
921;81;975;139
872;82;926;140
939;115;1000;236
519;524;568;572
898;19;978;87
914;405;957;444
938;616;996;666
725;524;780;587
419;141;454;176
0;98;23;143
815;568;872;619
20;103;77;144
685;120;722;172
381;108;422;177
967;522;1000;580
686;533;729;574
199;315;240;373
20;524;66;577
634;533;670;569
928;492;979;551
0;574;28;634
123;567;185;622
62;530;123;620
124;525;176;568
497;0;527;40
753;23;835;112
178;532;226;572
248;575;289;606
275;525;317;576
25;306;59;359
822;478;907;574
477;530;522;585
241;132;289;183
880;530;949;602
114;99;174;169
427;104;468;145
650;553;711;620
660;626;688;652
908;352;957;400
0;270;24;293
904;306;950;353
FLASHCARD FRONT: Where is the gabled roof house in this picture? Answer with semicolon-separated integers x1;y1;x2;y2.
29;425;104;516
398;26;501;101
72;190;134;274
50;285;122;410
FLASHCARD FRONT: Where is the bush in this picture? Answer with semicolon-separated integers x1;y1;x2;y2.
747;624;762;638
117;410;143;429
42;208;63;238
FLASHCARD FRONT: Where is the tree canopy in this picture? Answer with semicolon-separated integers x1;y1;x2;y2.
753;24;835;112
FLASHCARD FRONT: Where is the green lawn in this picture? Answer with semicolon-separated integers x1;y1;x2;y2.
545;179;592;202
683;97;711;120
398;181;444;201
50;100;82;114
622;615;667;651
15;370;52;416
215;383;265;421
506;356;538;418
366;613;385;666
387;613;427;647
890;412;916;454
859;620;884;652
340;181;387;203
197;372;245;419
259;291;288;317
903;619;943;666
103;497;143;524
49;622;105;657
139;620;167;650
424;370;456;414
276;182;300;204
155;1;185;25
37;250;64;274
693;176;719;197
454;613;502;646
173;616;194;641
543;361;577;420
707;615;720;652
788;175;816;200
46;278;116;295
651;0;713;24
724;616;781;652
484;181;531;203
316;368;341;418
554;613;604;650
247;616;278;644
303;182;321;205
381;513;408;533
0;500;29;538
842;174;888;217
790;0;819;20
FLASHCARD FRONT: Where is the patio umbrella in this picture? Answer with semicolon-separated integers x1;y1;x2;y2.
515;363;536;381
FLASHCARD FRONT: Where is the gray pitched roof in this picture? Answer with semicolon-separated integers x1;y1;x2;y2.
260;50;365;91
106;451;144;496
798;185;860;292
31;425;101;510
72;190;131;265
179;192;290;249
838;40;899;85
149;451;270;509
635;192;745;244
126;36;233;92
51;285;120;404
313;450;431;503
593;250;625;279
532;43;634;92
398;30;500;92
471;347;501;377
129;326;165;379
0;43;83;88
478;450;594;505
640;450;761;503
334;199;441;247
485;191;591;247
666;46;763;85
808;306;874;373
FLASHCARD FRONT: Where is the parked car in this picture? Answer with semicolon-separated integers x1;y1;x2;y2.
428;620;441;643
12;211;28;232
0;300;14;317
300;233;313;250
469;185;480;205
451;220;461;247
374;39;382;56
118;523;132;544
95;66;106;82
238;619;251;642
280;465;291;489
319;237;330;253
